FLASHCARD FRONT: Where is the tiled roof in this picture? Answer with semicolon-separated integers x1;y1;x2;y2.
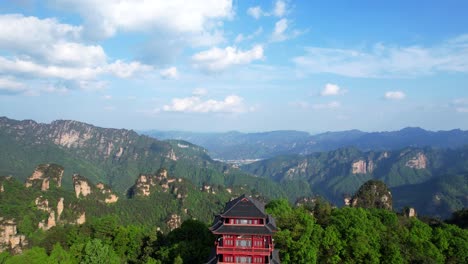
211;224;276;235
221;194;267;218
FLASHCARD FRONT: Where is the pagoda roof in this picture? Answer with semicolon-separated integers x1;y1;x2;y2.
220;194;267;218
211;224;277;235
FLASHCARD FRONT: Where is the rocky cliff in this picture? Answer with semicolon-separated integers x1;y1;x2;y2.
129;168;187;199
73;174;119;203
0;218;27;254
25;164;63;191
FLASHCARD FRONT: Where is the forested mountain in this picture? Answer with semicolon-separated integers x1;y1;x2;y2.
143;127;468;160
242;146;468;218
0;117;306;200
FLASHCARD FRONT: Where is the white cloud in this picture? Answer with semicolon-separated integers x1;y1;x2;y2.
456;107;468;113
0;14;153;94
0;77;27;94
273;0;286;17
163;94;249;113
235;27;263;43
52;0;233;39
321;83;344;96
272;18;288;42
312;101;341;110
384;91;406;100
247;6;263;19
294;35;468;78
160;67;178;79
192;45;264;72
102;95;112;100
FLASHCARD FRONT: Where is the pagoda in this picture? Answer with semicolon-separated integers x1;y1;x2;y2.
207;194;280;264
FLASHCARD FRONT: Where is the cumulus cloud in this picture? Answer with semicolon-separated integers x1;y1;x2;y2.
294;35;468;78
273;0;286;17
0;77;27;94
248;1;286;19
320;83;344;96
192;45;264;72
52;0;233;39
271;18;288;42
159;67;178;79
0;14;153;94
312;101;341;110
247;6;264;19
163;94;249;113
384;91;406;100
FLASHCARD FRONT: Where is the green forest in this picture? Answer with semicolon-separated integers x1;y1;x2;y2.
1;199;467;263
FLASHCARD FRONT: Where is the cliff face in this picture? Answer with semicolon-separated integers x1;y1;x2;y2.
0;218;28;254
25;164;64;191
129;168;187;199
0;117;218;193
405;152;427;169
73;174;119;203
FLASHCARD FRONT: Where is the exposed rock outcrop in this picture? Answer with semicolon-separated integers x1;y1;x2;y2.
349;180;392;210
76;212;86;225
0;218;28;254
405;152;427;169
403;207;417;218
96;182;119;203
352;160;367;174
166;214;181;231
35;196;64;230
73;174;92;198
129;168;184;198
25;164;63;191
57;198;64;221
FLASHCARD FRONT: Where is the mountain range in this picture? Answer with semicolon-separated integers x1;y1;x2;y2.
0;116;298;200
1;116;467;219
142;127;468;160
242;146;468;218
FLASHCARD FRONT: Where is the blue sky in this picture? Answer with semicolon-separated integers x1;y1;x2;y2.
1;0;468;133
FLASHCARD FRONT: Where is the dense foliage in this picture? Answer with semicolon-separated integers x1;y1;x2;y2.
266;199;467;264
1;199;466;264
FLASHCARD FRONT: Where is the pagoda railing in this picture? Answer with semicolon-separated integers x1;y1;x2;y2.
216;245;272;255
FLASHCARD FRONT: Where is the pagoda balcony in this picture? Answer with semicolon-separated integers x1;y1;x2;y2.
217;262;273;264
216;245;272;256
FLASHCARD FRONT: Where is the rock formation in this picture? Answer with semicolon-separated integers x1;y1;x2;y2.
403;207;417;218
405;152;428;169
25;164;64;191
73;174;92;198
352;160;367;174
348;180;392;210
129;168;184;198
166;214;181;231
0;218;28;254
35;196;65;231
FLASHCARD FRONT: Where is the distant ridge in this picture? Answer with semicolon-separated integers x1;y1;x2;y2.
142;127;468;160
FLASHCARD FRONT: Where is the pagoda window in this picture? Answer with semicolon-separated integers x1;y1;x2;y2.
236;256;252;263
236;236;252;247
233;218;260;225
223;255;234;262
